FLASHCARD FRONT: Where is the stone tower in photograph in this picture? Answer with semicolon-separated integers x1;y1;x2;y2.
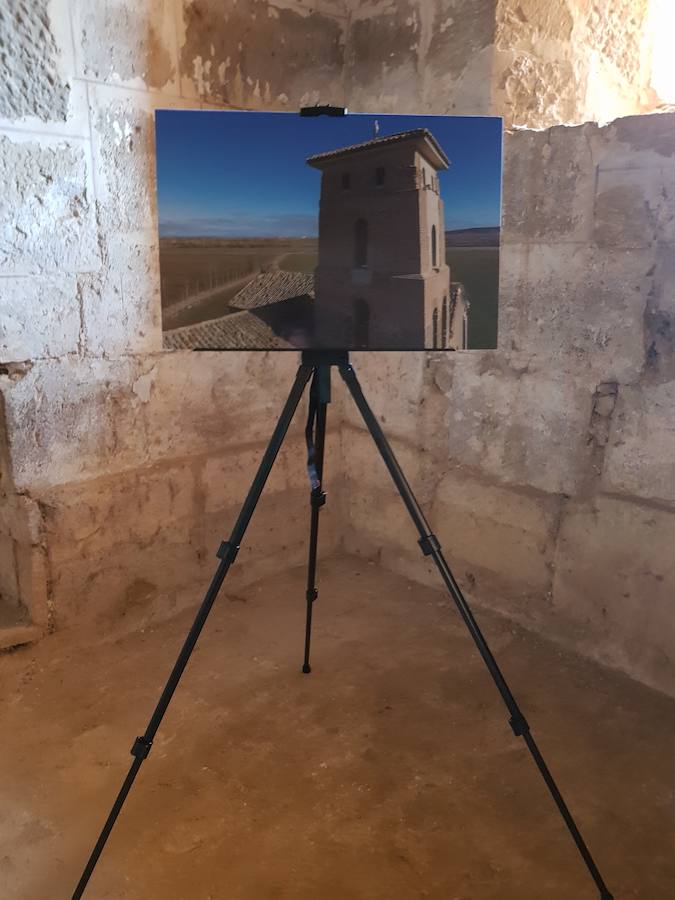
307;128;454;349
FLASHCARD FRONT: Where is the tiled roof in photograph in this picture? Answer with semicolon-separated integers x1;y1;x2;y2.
306;128;450;170
163;310;292;350
230;271;315;310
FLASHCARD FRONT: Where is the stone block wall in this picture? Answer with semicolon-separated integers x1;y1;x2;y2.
493;0;656;127
0;0;348;636
344;113;675;698
2;0;674;702
343;0;656;126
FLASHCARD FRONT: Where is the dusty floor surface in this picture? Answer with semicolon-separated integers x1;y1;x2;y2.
1;555;674;899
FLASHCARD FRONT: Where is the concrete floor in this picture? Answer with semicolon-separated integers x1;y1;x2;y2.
1;556;673;899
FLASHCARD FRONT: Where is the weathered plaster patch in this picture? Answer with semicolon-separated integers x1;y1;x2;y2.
89;93;156;234
0;361;33;382
495;0;573;50
0;276;80;363
181;0;344;107
643;243;675;384
0;0;69;122
0;135;100;277
427;0;496;79
582;0;649;87
132;368;156;403
348;0;417;92
499;54;579;127
611;113;675;160
75;0;176;89
502;122;595;242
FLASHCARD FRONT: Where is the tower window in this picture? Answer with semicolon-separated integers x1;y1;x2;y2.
353;298;370;348
342;172;350;189
441;295;448;348
354;218;368;267
432;308;438;349
375;166;385;186
431;224;437;268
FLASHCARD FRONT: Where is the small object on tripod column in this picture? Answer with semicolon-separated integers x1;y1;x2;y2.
301;365;330;676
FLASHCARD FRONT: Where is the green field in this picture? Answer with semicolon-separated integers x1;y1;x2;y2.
159;237;318;329
282;247;499;348
279;252;317;274
446;247;499;349
159;238;499;346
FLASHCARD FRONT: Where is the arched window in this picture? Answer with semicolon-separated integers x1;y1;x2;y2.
354;218;368;267
431;224;437;268
432;308;438;349
353;298;370;348
441;295;448;348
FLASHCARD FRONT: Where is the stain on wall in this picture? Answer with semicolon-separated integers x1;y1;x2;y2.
181;0;345;107
76;0;176;89
427;0;496;80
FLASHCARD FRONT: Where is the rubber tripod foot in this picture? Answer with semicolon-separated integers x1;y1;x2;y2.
302;663;311;674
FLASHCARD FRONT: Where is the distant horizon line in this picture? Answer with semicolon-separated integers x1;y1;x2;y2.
159;224;502;240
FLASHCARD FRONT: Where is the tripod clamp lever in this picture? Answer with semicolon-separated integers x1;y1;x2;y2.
418;533;441;556
509;713;530;737
130;736;153;760
217;541;240;564
310;488;326;510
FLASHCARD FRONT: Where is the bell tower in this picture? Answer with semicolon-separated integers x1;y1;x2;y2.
307;129;452;349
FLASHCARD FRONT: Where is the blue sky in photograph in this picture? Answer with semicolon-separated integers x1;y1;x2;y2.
155;110;502;237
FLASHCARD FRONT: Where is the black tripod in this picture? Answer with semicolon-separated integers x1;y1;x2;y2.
73;351;614;899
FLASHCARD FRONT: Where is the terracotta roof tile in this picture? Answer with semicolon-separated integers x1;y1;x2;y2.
163;310;292;350
307;128;450;169
230;271;315;310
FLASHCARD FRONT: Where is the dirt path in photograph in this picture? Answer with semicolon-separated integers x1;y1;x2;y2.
162;252;294;328
162;270;257;325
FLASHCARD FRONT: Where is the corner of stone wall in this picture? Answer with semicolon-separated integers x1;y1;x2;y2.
0;370;49;646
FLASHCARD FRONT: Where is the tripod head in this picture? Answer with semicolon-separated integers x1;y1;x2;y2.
301;350;349;368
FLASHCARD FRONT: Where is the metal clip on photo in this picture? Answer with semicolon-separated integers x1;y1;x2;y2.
300;105;348;117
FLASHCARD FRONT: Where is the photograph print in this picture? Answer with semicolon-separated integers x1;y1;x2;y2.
155;110;502;351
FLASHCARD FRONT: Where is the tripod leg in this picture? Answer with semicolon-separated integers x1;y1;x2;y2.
72;363;313;900
302;368;329;673
338;362;614;900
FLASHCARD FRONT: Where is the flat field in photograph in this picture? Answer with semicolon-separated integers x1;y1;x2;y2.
159;237;318;329
159;235;499;348
446;247;499;349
